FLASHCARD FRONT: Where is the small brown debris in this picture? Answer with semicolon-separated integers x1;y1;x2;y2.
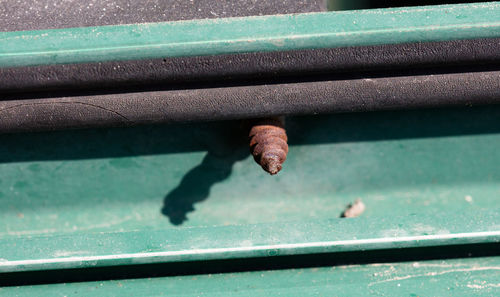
249;117;288;175
341;199;366;218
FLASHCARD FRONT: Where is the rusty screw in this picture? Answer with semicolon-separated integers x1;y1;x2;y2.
249;117;288;175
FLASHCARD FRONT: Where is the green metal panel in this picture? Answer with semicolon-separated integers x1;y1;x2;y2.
1;108;499;231
1;212;499;272
0;107;499;272
1;2;500;288
2;257;499;296
1;2;500;67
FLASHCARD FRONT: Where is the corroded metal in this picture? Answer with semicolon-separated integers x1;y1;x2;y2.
249;117;288;175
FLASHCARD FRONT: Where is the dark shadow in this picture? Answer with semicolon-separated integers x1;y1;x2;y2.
1;105;499;164
159;119;250;225
0;120;243;163
286;105;500;147
161;147;248;225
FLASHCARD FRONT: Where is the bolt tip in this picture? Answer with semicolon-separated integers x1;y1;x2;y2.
262;155;282;175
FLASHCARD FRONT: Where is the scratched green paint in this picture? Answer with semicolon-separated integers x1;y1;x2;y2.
1;2;500;67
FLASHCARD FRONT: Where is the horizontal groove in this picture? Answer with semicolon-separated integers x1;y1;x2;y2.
4;231;500;268
1;243;499;287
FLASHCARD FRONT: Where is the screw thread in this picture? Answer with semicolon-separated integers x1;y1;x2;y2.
249;117;288;175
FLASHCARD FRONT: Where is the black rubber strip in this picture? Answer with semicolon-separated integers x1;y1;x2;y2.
1;70;499;133
2;38;500;95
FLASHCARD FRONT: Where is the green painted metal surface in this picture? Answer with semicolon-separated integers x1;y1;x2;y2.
1;107;499;231
2;257;499;296
1;106;499;272
1;212;499;272
1;1;499;292
1;2;500;67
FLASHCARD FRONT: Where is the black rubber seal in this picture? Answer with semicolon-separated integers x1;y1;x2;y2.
1;70;499;133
